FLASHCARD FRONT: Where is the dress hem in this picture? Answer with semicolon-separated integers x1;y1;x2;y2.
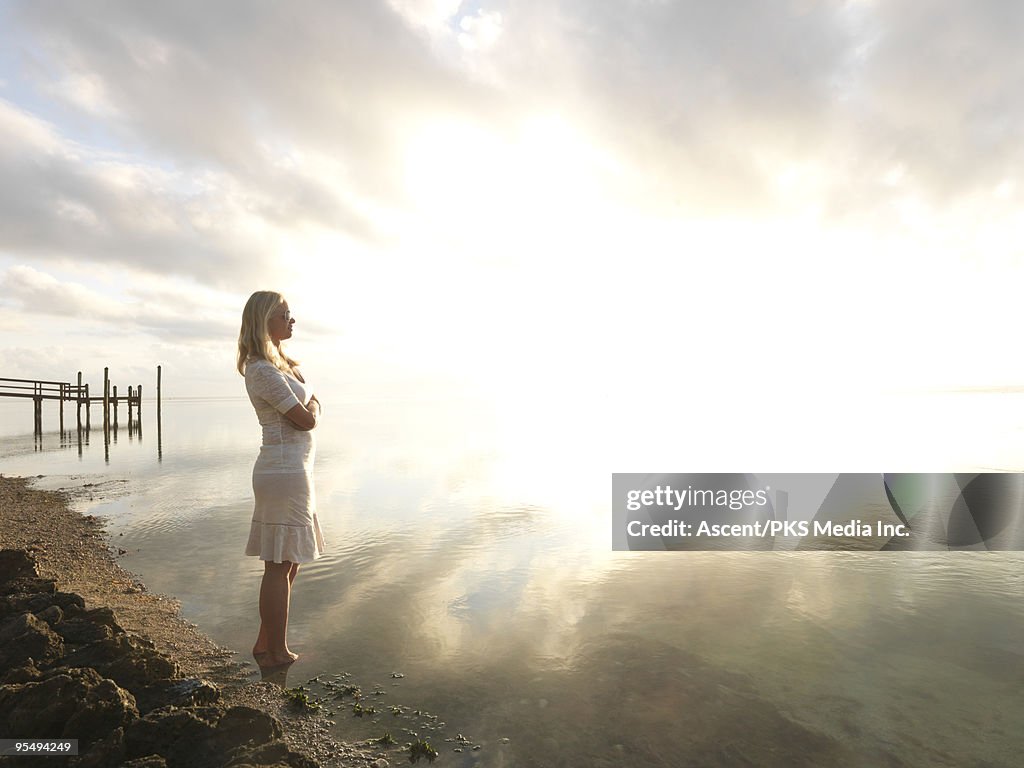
245;517;326;564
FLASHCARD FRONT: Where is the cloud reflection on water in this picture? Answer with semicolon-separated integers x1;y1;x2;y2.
2;399;1023;766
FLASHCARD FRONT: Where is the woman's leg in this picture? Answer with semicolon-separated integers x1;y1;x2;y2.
254;562;302;658
253;563;274;656
254;560;298;665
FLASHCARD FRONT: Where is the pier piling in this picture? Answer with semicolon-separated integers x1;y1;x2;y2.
1;366;160;440
103;368;109;425
76;372;83;429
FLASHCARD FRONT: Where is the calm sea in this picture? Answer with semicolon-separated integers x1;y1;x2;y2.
1;393;1022;767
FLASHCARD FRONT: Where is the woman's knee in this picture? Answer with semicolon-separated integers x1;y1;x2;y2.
264;560;293;576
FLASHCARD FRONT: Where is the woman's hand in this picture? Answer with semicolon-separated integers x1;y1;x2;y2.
284;400;319;431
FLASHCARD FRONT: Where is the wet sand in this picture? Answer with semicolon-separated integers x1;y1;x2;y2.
0;473;388;768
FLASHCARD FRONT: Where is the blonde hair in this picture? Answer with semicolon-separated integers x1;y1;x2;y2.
236;290;300;375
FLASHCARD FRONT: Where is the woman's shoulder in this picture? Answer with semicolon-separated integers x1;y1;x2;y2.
244;358;276;376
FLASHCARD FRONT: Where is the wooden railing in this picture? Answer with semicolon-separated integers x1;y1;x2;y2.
0;368;158;435
0;378;87;401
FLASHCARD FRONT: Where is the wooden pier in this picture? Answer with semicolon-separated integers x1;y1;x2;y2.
0;366;162;436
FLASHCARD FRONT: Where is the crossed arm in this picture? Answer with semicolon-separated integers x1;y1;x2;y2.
284;395;321;431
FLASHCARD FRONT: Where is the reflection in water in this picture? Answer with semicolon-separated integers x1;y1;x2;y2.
257;662;294;688
103;400;143;465
1;399;1023;767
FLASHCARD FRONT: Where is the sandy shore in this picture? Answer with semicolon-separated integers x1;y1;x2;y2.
0;473;388;768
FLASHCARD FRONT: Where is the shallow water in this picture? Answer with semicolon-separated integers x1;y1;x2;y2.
1;396;1023;767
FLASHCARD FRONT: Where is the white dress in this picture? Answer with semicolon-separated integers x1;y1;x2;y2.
244;358;326;563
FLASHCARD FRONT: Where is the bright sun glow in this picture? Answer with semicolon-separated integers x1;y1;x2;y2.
401;114;623;254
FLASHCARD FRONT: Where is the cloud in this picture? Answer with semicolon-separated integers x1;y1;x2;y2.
385;0;464;32
458;10;504;52
0;264;242;344
0;345;84;383
2;0;1023;398
0;99;285;285
0;264;121;319
844;0;1024;202
4;0;1021;240
5;1;470;215
412;0;1024;221
1;2;457;285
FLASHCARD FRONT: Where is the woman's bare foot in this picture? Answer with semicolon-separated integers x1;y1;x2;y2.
258;650;299;667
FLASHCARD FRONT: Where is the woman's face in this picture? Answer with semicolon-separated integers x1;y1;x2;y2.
267;301;294;344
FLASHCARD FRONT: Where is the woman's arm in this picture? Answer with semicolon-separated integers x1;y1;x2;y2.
284;399;319;431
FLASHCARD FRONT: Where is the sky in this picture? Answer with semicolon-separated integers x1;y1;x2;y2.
1;0;1023;464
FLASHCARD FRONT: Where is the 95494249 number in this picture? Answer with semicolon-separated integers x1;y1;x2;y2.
0;740;79;756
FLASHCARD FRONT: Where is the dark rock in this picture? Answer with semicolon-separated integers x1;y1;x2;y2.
0;667;138;749
157;678;221;707
213;706;283;752
1;595;30;619
73;725;126;768
57;591;87;616
86;606;125;633
0;612;65;668
119;756;169;768
116;677;220;714
223;740;320;768
57;634;178;694
1;591;88;619
124;706;221;767
121;704;299;768
0;549;320;768
66;682;138;745
52;591;87;615
0;549;37;585
0;575;58;596
2;594;48;618
2;659;42;684
36;604;63;626
55;617;116;646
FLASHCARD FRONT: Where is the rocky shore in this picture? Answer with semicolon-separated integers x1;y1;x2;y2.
0;475;389;768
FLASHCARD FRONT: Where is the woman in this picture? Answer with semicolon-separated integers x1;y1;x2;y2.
237;291;325;667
